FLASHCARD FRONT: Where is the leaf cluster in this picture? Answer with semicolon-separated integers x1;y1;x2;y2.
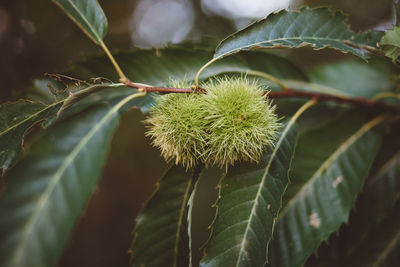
1;2;400;267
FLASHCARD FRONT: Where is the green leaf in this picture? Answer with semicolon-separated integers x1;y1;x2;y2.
57;49;308;113
200;118;299;267
215;7;381;60
130;165;202;267
66;49;307;86
380;26;400;62
187;177;200;267
307;58;397;98
187;167;224;267
0;92;145;267
52;0;107;44
313;202;400;267
0;100;62;171
268;116;383;267
282;111;367;206
311;151;400;264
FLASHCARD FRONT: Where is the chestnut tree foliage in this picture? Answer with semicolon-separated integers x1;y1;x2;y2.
1;1;400;267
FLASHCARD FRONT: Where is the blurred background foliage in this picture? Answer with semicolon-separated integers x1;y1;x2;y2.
0;0;396;266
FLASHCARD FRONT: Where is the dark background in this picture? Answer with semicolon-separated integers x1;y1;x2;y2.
0;0;395;266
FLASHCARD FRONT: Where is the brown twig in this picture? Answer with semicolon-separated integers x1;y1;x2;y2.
267;89;400;113
124;80;207;93
123;79;400;113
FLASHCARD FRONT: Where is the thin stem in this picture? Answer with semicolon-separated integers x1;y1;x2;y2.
267;89;400;113
372;92;400;102
194;57;220;87
57;83;126;117
246;70;289;91
283;80;348;96
99;41;127;83
291;98;317;121
124;79;400;114
124;80;206;93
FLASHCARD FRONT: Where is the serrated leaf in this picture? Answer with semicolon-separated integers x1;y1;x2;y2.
200;118;299;267
0;92;145;267
215;7;382;60
0;100;62;171
130;165;201;267
52;0;107;44
268;116;384;267
313;201;400;267
187;167;223;267
282;111;367;206
380;26;400;62
310;151;400;264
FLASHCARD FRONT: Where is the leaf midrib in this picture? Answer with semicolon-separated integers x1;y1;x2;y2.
173;177;193;267
279;115;386;218
10;92;145;265
52;0;103;44
234;100;308;266
67;0;102;41
216;36;355;58
0;101;62;137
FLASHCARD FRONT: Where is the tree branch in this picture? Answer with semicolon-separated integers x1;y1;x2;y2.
267;90;400;113
123;79;400;113
124;80;206;93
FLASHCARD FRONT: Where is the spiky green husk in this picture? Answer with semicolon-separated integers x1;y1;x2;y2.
204;77;280;167
145;77;280;169
145;92;208;169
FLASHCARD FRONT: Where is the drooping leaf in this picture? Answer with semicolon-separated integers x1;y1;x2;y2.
130;165;202;267
200;118;299;267
0;83;130;172
307;151;400;265
380;26;400;62
187;167;223;267
282;111;367;206
268;115;384;267
311;201;400;267
215;7;382;60
51;0;107;44
0;92;145;267
0;100;61;171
